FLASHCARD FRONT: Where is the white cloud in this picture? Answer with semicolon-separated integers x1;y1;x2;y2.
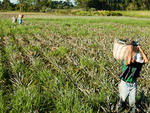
0;0;17;3
11;0;17;3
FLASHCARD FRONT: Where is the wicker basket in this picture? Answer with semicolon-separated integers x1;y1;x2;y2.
113;39;133;60
12;16;17;23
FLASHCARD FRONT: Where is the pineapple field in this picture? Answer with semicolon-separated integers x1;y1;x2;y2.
0;13;150;113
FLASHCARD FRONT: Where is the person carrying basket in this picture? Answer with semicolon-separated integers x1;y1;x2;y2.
115;40;148;113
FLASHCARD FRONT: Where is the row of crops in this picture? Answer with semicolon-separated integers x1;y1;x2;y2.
0;15;150;112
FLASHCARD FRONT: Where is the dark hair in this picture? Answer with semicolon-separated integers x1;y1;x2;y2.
131;41;139;46
126;41;139;46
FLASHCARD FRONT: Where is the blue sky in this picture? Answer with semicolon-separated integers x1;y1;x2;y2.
0;0;74;4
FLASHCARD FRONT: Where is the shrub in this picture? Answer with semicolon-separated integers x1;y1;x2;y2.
70;10;122;16
71;9;81;15
97;11;123;16
45;8;52;12
54;9;71;15
44;9;123;16
88;8;96;11
75;11;92;16
40;6;47;12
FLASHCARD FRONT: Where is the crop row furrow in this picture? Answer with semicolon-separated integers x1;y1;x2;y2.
0;36;17;112
23;33;118;95
11;35;32;66
0;36;14;83
16;34;98;95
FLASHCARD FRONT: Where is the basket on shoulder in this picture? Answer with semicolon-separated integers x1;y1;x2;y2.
113;39;139;61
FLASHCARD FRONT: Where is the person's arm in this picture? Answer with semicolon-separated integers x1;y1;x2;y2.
138;46;149;63
126;45;134;65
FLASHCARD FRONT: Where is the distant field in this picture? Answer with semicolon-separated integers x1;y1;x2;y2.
0;13;150;112
1;10;150;18
117;11;150;18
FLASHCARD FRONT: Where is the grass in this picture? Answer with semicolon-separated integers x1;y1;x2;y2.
0;13;150;112
1;10;150;18
117;10;150;18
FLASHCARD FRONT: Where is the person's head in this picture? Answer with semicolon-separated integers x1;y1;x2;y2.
127;40;144;63
18;14;24;19
127;41;139;53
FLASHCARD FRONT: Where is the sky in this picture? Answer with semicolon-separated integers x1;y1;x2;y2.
9;0;17;3
0;0;17;3
10;0;17;3
0;0;75;4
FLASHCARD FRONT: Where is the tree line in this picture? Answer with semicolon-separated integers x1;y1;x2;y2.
0;0;73;12
0;0;150;12
75;0;150;10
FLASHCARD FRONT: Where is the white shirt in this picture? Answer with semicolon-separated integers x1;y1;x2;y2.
134;53;144;63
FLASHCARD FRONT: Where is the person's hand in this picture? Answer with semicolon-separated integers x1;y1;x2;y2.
137;45;142;51
137;45;149;63
137;45;141;48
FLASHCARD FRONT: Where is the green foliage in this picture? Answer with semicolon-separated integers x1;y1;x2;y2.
97;11;123;16
1;0;150;11
0;14;150;112
48;9;122;16
40;6;47;12
11;86;40;112
0;91;5;112
69;10;123;16
80;56;96;68
75;0;150;10
118;11;150;18
50;46;69;57
126;3;138;10
54;9;72;15
75;11;92;16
